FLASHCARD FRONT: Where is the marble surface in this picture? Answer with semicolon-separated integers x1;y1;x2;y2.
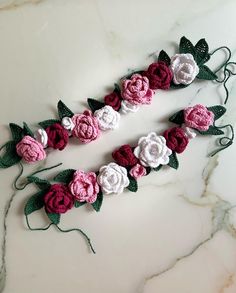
0;0;236;292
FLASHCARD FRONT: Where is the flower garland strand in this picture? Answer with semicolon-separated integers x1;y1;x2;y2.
22;104;233;252
0;36;235;170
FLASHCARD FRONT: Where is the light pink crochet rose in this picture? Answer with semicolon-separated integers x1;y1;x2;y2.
121;74;153;105
72;110;100;143
16;135;46;163
184;104;214;131
129;163;147;179
69;170;99;203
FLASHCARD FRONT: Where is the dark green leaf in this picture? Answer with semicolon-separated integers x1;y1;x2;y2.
23;122;34;137
114;83;121;94
27;176;51;190
38;119;60;129
0;141;21;168
153;165;162;172
207;105;226;121
179;36;195;55
145;167;152;175
87;98;105;113
24;190;45;215
197;125;224;135
53;169;75;184
170;82;188;89
158;50;171;65
9;123;24;142
127;176;138;192
168;152;179;170
46;212;60;225
169;110;184;125
92;192;103;212
197;65;217;80
74;201;86;208
194;38;210;65
57;100;74;120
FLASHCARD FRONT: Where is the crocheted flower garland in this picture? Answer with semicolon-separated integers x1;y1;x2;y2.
0;36;233;169
23;104;232;252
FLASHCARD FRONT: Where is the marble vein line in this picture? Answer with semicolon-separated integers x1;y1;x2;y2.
0;191;17;293
0;0;44;11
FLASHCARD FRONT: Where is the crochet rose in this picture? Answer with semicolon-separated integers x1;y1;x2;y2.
170;53;199;85
182;124;197;139
144;61;173;90
120;100;139;114
184;104;214;131
69;170;99;204
44;184;74;214
112;144;138;167
35;128;48;148
46;123;69;150
94;105;120;131
134;132;172;168
104;91;121;111
72;110;100;143
163;127;189;154
129;163;147;179
16;135;46;163
61;117;75;131
121;74;153;105
97;162;129;194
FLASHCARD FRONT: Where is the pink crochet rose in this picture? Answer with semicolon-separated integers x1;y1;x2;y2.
129;163;147;179
69;170;99;203
72;110;100;143
184;104;214;131
121;74;153;105
16;135;46;163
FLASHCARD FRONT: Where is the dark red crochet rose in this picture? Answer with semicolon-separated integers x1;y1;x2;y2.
44;184;74;214
46;123;69;150
144;61;173;90
163;127;189;154
112;144;138;167
104;91;122;111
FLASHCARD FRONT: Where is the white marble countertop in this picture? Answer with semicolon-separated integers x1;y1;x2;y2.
0;0;236;292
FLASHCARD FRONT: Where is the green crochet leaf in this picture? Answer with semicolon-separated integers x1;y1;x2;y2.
179;36;195;56
87;98;105;113
158;50;171;65
194;38;210;65
153;165;162;172
127;176;138;192
27;176;51;190
168;152;179;170
169;110;184;125
9;123;24;142
92;191;103;212
197;65;217;80
170;82;187;89
53;169;75;184
46;212;60;225
74;201;86;208
0;141;21;168
38;119;60;129
57;100;74;120
197;125;224;135
207;105;226;121
114;83;121;94
23;122;34;137
145;167;152;175
24;190;45;215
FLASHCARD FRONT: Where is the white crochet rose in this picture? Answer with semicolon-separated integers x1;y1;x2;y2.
134;132;172;168
61;117;75;131
121;100;140;114
97;162;129;194
170;53;199;85
182;124;197;139
94;105;120;131
34;128;48;148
